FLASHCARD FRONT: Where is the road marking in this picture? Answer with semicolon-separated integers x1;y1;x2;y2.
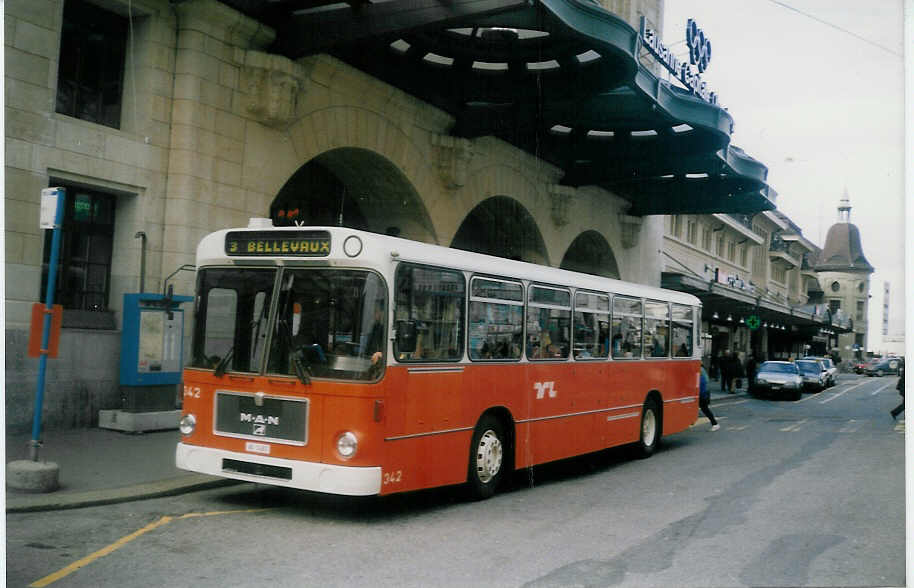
715;398;750;406
693;415;728;424
29;508;272;587
838;420;860;433
780;419;808;432
819;380;869;404
870;381;896;396
727;425;749;431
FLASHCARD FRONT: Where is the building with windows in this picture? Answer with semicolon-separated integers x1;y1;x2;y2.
661;206;852;374
880;282;905;356
814;192;874;363
6;0;784;430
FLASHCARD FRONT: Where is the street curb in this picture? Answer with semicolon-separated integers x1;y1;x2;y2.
6;475;242;513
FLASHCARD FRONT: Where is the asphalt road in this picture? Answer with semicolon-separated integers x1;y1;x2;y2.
7;373;905;587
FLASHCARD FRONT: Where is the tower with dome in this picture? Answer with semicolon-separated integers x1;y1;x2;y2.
814;190;874;363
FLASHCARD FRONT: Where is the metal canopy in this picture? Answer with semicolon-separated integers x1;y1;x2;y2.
220;0;773;216
660;273;852;333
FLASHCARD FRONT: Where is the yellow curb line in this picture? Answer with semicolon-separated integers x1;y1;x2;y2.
29;508;272;587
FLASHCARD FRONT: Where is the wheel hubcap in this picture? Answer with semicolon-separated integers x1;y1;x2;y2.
475;429;503;484
642;409;656;445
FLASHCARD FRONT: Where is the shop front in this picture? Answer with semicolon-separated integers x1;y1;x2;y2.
662;273;851;377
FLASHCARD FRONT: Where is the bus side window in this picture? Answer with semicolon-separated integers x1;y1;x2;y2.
394;264;465;362
644;301;670;358
671;303;694;357
612;296;643;359
573;291;609;360
527;285;571;360
468;277;523;361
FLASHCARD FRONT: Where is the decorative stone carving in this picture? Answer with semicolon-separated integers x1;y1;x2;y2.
547;185;575;227
618;213;643;249
431;134;473;189
242;51;307;128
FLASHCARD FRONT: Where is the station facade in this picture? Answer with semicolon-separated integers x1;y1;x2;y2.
5;0;860;430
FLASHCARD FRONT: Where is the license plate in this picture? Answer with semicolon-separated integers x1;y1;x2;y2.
215;392;308;445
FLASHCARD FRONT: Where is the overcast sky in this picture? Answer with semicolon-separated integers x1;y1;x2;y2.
661;0;905;352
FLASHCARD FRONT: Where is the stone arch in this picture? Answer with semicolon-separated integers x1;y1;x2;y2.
258;106;441;241
271;147;435;241
559;230;620;279
450;196;549;265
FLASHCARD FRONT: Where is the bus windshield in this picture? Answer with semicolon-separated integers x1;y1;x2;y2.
268;268;386;381
191;267;386;381
191;267;278;373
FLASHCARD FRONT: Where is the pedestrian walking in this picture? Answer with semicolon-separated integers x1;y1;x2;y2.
890;361;904;420
699;366;720;431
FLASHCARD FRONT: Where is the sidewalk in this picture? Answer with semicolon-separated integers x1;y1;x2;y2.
5;428;235;513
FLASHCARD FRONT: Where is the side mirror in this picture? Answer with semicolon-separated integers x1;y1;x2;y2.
395;320;417;353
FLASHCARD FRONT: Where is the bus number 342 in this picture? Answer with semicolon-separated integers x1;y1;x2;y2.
383;470;403;485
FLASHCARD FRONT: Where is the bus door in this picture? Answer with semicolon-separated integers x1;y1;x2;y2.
525;285;584;463
392;264;467;485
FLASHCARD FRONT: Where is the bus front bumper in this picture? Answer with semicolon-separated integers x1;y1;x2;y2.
176;442;382;496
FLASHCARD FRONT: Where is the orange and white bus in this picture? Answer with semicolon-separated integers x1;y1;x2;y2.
176;220;701;499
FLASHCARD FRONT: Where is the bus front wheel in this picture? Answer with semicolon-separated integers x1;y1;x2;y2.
467;415;508;500
635;398;661;458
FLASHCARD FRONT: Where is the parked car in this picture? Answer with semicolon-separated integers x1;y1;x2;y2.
751;361;804;400
802;356;837;386
865;357;902;377
795;359;827;392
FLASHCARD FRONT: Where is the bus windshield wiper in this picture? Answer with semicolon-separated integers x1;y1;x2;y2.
277;318;311;385
291;352;312;385
213;347;234;378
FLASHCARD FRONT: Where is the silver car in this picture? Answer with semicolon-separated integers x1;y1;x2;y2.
796;359;827;392
802;356;837;386
751;361;804;400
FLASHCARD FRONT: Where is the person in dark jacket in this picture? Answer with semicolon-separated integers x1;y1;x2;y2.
891;361;905;420
720;351;733;393
746;355;758;387
699;366;719;431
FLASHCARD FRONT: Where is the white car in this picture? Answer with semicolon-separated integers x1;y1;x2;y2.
751;361;804;400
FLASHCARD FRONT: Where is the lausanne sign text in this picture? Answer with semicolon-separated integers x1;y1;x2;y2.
639;16;718;105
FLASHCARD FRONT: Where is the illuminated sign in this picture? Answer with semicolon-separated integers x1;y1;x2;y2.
639;16;718;105
225;230;331;256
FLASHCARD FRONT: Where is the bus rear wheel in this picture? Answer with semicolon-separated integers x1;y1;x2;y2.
467;415;508;500
634;398;661;458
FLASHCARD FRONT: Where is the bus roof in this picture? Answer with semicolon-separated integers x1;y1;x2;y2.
196;223;702;307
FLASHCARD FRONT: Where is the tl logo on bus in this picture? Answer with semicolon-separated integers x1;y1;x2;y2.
534;381;557;399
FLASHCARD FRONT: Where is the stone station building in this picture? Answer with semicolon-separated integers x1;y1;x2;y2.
5;0;857;431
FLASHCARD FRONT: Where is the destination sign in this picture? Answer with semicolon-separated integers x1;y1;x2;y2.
225;230;331;256
639;16;718;105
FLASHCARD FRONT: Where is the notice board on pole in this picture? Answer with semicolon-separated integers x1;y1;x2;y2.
28;303;63;358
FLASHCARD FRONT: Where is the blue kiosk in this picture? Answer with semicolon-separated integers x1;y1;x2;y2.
99;290;192;432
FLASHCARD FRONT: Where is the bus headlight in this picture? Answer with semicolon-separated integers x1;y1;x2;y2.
336;432;358;459
179;414;196;436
